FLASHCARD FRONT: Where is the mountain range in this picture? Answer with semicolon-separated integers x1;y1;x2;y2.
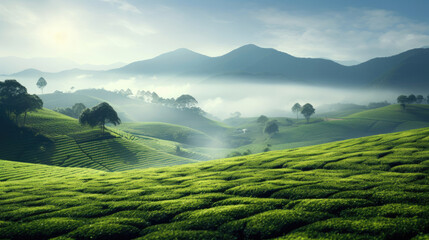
3;44;429;90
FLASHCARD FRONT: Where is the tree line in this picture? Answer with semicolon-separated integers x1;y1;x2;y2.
397;94;429;109
1;79;121;133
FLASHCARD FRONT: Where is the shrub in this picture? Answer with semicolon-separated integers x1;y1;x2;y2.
69;223;139;240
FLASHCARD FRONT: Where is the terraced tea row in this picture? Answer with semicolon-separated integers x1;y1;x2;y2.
0;127;428;239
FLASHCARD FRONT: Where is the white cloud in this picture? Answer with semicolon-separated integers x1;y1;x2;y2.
255;8;429;62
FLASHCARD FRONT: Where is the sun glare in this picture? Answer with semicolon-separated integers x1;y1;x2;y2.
40;20;76;49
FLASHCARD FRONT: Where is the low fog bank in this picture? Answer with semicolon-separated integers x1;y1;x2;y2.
12;75;404;119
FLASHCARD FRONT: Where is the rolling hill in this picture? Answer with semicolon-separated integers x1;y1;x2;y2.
0;109;202;171
0;127;428;239
226;104;429;155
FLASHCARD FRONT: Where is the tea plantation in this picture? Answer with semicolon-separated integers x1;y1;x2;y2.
0;109;199;171
1;127;428;239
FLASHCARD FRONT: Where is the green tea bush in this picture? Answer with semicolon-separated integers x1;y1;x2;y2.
225;183;284;197
271;186;338;199
298;217;429;239
341;203;429;218
68;223;140;240
242;209;329;239
0;218;82;239
288;198;372;213
391;164;428;173
137;230;234;240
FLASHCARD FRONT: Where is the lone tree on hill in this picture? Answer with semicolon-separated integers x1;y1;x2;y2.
301;103;315;123
397;95;408;110
79;102;120;133
0;79;43;126
257;115;269;124
36;77;47;94
292;103;301;119
176;94;198;109
264;120;279;135
15;94;43;126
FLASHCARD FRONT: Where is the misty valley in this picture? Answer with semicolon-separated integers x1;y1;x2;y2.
1;1;429;239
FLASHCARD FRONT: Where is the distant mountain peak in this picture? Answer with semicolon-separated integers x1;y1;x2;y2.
156;48;208;59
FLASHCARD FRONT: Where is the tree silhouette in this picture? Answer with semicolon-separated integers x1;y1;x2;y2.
264;120;279;135
0;79;43;126
257;115;269;124
79;102;120;133
397;95;408;110
407;94;416;104
36;77;47;94
301;103;315;123
292;103;301;119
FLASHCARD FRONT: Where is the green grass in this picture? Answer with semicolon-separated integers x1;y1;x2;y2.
1;127;428;239
0;109;200;171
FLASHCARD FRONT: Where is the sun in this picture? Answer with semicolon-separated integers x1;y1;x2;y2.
39;20;76;49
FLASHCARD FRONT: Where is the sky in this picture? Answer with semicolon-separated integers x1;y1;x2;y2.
1;0;429;65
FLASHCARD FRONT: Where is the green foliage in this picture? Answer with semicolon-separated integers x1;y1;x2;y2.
301;103;316;122
55;103;86;119
36;77;47;93
292;102;302;119
257;115;269;124
264;120;279;135
79;102;121;132
69;223;140;240
1;127;429;239
0;79;43;126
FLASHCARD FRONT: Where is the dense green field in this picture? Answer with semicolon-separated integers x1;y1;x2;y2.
1;127;428;239
0;109;201;171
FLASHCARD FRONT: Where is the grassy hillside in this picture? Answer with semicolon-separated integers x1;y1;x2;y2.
0;127;428;239
40;90;231;136
227;104;429;155
0;109;200;171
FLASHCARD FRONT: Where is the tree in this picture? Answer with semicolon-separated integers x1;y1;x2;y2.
14;94;43;126
72;103;86;117
397;95;408;110
0;80;28;118
264;120;279;135
291;103;301;119
36;77;47;94
416;95;424;104
257;115;268;124
0;79;42;126
79;102;121;133
407;94;416;104
301;103;315;123
176;94;198;109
